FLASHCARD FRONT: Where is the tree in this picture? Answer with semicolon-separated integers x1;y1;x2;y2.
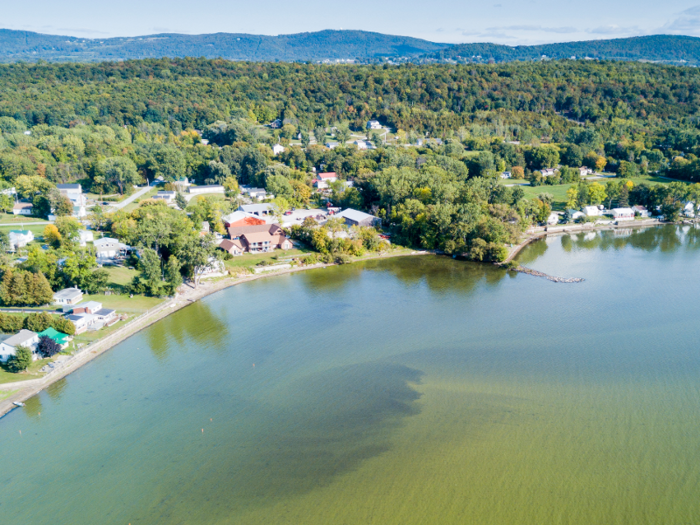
175;192;187;210
131;248;166;296
54;195;73;217
314;126;326;145
300;131;311;149
98;156;141;194
566;187;579;209
178;234;217;288
51;317;76;336
62;250;98;289
55;216;82;244
223;176;239;197
43;224;62;247
88;205;108;231
165;255;183;293
511;166;525;179
37;336;61;358
83;268;110;294
25;312;53;332
8;346;32;372
335;125;351;145
205;161;232;185
588;182;607;205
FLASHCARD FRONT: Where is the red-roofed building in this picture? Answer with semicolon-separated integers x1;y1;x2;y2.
316;172;338;183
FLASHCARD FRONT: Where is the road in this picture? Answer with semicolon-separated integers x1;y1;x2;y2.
107;185;153;210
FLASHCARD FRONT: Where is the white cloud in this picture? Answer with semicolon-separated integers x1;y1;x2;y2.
660;5;700;34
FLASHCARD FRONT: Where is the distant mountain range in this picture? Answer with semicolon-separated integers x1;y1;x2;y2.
1;29;700;65
0;29;446;62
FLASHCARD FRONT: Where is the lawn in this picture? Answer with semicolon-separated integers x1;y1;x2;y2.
1;223;49;238
224;247;313;270
0;358;50;385
121;188;159;212
0;213;48;225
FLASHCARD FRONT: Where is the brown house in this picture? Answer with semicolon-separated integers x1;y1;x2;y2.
220;224;293;255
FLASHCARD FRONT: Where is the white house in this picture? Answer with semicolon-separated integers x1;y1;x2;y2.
53;287;83;305
238;203;273;217
683;202;696;218
325;141;339;149
188;185;225;195
541;168;556;177
8;230;34;249
547;212;560;225
272;144;286;155
353;140;368;150
78;230;94;247
612;207;635;221
94;237;129;261
633;205;650;218
568;209;585;220
12;202;33;216
73;301;103;314
582;206;601;217
153;191;177;202
579;167;593;176
242;187;270;201
336;208;380;227
0;330;40;362
0;187;16;196
367;120;383;130
316;172;338;183
500;171;512;179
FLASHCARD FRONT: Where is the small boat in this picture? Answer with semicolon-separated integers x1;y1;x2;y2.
13;402;25;407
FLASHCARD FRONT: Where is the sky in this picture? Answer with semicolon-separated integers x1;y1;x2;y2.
3;0;700;45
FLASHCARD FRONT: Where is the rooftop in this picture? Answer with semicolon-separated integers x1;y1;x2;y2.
3;329;37;347
337;208;377;223
54;287;82;300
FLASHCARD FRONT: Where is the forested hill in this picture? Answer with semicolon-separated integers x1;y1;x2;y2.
0;29;448;62
424;35;700;65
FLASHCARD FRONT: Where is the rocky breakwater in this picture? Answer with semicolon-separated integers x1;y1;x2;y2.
511;265;585;283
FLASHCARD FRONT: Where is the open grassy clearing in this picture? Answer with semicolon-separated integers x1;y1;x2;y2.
0;358;50;385
224;247;314;270
0;213;49;225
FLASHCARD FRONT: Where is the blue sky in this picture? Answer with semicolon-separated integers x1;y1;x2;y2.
3;0;700;44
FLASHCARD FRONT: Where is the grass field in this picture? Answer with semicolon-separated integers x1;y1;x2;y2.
502;175;684;211
0;358;50;385
121;188;159;212
224;247;313;270
0;213;48;225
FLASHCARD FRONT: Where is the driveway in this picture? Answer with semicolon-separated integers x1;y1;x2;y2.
108;186;153;210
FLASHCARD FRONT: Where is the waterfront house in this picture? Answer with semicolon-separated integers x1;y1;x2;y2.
95;308;117;325
12;201;33;216
9;230;34;250
336;208;380;228
547;212;560;225
612;208;635;221
582;206;601;217
37;327;71;350
66;314;92;334
567;209;585;221
0;330;40;362
225;224;293;255
633;205;651;218
73;301;103;315
53;287;83;305
683;202;696;218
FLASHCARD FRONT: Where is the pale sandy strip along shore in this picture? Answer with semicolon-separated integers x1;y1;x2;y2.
0;250;431;418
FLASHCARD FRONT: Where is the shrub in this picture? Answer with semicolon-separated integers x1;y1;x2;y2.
7;345;32;372
37;336;61;358
24;312;53;332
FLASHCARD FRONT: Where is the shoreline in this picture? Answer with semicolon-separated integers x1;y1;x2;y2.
0;249;431;418
502;218;666;264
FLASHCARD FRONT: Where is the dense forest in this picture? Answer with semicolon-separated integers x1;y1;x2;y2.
1;58;699;264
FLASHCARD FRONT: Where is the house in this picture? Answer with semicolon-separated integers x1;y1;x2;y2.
219;239;243;256
224;224;293;254
57;184;87;216
9;230;34;249
12;202;33;216
367;120;383;130
683;202;696;218
353;140;368;150
336;208;380;227
0;187;16;196
0;330;40;362
633;205;651;218
37;327;71;350
73;301;103;314
541;168;556;177
173;177;190;189
53;287;83;305
78;230;94;247
315;180;329;190
579;167;593;176
242;188;270;201
500;171;512;179
325;141;339;149
582;206;601;217
66;314;95;334
93;237;129;261
547;212;560;225
238;203;273;217
270;119;282;129
153;191;177;202
568;210;585;220
188;185;225;195
273;144;286;155
316;172;338;183
612;207;635;221
222;211;267;228
94;308;117;324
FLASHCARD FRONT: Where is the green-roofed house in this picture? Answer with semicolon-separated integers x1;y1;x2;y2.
9;230;34;250
38;327;72;350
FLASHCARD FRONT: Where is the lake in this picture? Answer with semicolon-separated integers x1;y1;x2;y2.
2;224;700;524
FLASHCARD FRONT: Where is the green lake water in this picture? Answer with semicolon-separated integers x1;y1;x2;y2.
2;224;700;524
